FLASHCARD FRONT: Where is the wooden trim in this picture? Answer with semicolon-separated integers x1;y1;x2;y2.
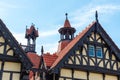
72;69;74;79
87;71;89;80
1;70;21;73
10;72;12;80
0;61;4;80
53;73;55;80
0;55;19;62
118;75;120;80
64;65;120;75
103;73;105;80
59;76;86;80
3;41;7;55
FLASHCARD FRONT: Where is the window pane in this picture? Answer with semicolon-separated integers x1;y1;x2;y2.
88;45;95;57
96;47;103;58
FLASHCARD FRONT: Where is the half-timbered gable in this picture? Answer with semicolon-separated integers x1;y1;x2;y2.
2;10;120;80
0;19;32;80
64;22;120;71
50;17;120;80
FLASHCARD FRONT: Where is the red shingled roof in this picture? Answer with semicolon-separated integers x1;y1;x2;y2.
27;52;40;68
27;52;58;69
43;53;58;67
51;21;96;69
58;40;71;52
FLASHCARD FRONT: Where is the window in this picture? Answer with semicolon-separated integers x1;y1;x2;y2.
96;47;103;58
88;45;103;58
88;45;95;57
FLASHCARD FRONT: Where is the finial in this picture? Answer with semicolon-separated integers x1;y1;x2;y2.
41;46;44;55
65;13;68;20
31;23;35;26
95;10;98;22
26;25;27;29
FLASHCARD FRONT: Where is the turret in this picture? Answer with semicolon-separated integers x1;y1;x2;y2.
58;13;76;52
25;24;39;53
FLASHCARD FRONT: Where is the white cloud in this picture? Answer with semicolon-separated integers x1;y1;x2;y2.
40;5;120;53
40;29;58;37
89;4;120;14
13;33;27;45
71;4;120;29
0;1;23;17
36;42;58;54
43;42;58;53
12;4;120;54
13;32;58;54
0;1;18;9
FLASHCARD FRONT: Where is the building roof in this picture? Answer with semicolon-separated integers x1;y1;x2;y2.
63;13;71;28
27;52;40;68
43;53;58;67
25;25;39;38
58;40;71;52
63;19;71;28
51;21;120;71
51;21;96;69
27;52;58;69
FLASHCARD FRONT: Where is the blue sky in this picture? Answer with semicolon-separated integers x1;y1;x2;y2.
0;0;120;54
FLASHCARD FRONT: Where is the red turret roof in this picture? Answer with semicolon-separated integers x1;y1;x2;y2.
63;19;71;28
26;25;39;38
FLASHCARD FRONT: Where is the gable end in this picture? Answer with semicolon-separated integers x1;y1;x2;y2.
50;21;120;75
0;19;32;70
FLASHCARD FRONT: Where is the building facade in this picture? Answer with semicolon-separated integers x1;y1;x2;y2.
0;19;32;80
0;11;120;80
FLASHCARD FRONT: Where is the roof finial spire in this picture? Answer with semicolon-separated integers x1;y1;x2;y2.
26;25;27;29
65;13;68;20
41;46;44;55
95;10;98;22
31;23;35;26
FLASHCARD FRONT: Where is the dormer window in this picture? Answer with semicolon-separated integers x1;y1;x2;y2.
88;45;103;58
